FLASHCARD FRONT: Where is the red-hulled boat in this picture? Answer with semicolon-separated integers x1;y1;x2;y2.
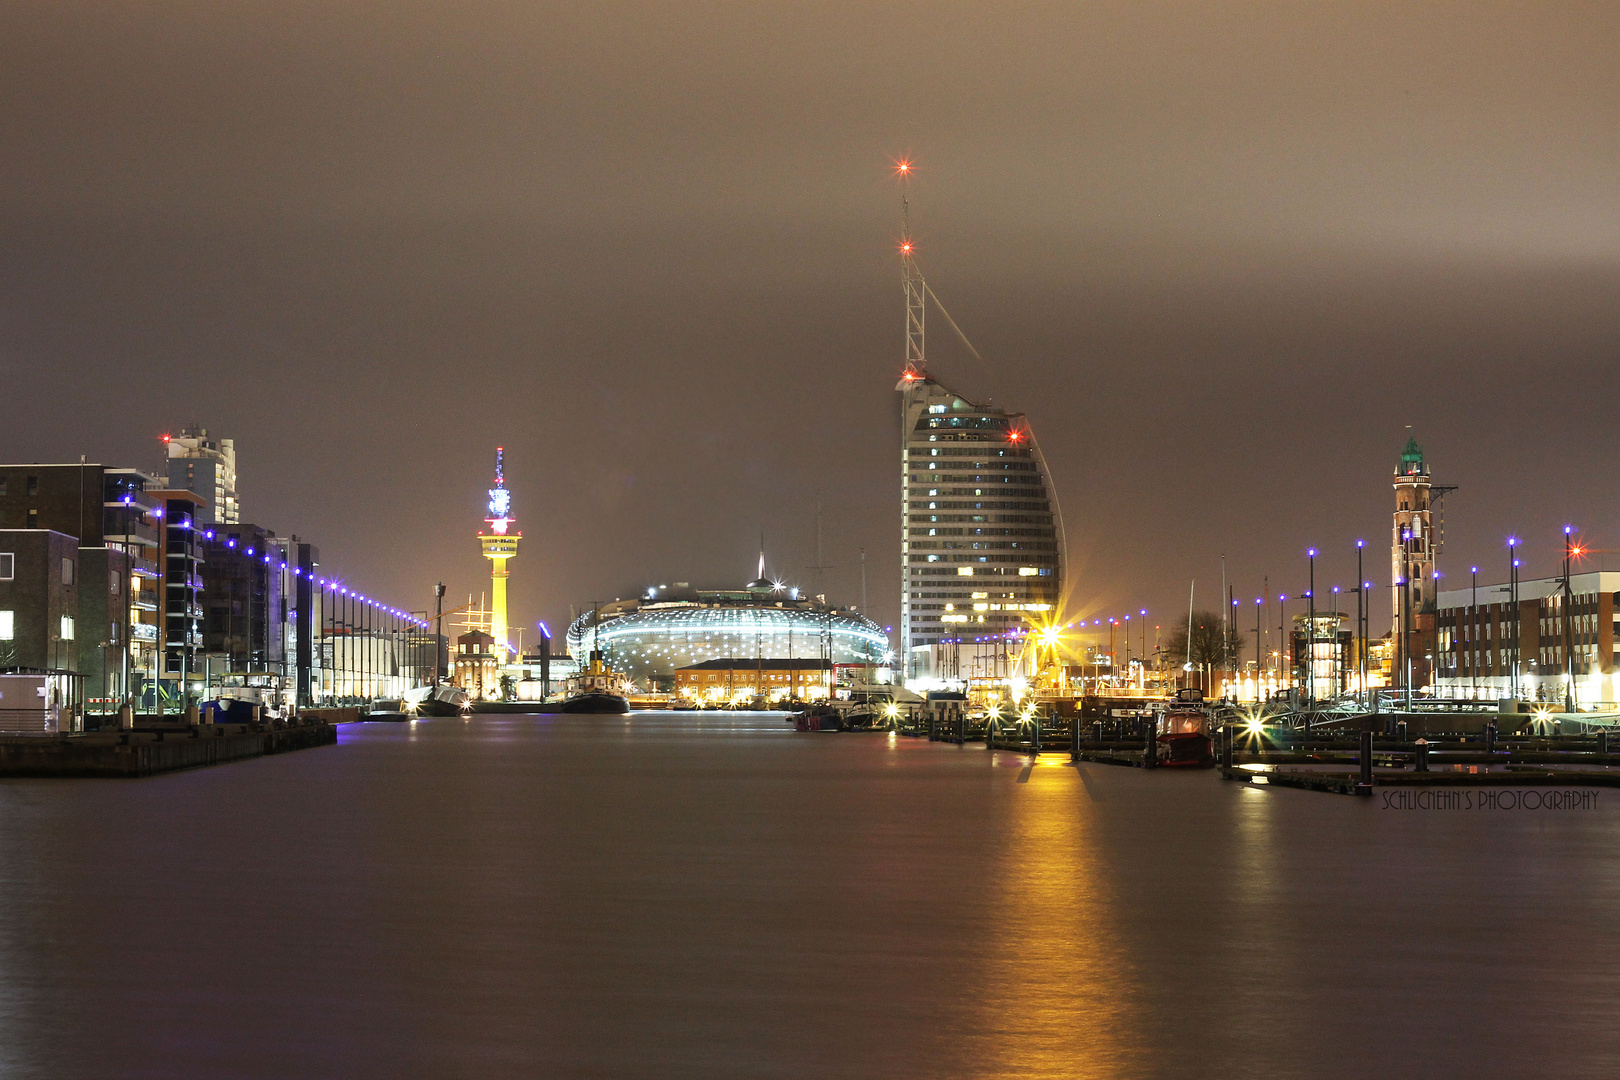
1156;688;1214;767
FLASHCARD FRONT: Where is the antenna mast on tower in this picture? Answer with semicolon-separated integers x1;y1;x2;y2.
898;159;925;381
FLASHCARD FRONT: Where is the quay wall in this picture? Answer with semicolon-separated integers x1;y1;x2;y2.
0;724;337;778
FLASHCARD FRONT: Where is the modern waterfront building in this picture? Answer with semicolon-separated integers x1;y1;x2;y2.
0;528;81;674
565;580;888;692
0;463;165;704
148;488;209;689
892;204;1064;680
200;524;288;673
1435;571;1620;707
1;458;432;716
166;426;239;526
1290;612;1353;698
898;375;1064;675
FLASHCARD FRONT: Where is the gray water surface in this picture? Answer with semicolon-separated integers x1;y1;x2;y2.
2;712;1616;1078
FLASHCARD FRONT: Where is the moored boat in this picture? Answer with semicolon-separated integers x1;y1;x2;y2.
1156;688;1215;767
560;650;631;714
560;691;630;714
403;683;471;717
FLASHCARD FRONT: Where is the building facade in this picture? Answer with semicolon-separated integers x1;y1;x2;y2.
674;658;833;704
898;375;1063;672
1435;571;1620;707
454;629;499;699
0;529;81;672
147;489;208;690
0;459;432;715
1391;437;1443;691
166;426;239;526
200;524;288;674
0;464;166;705
565;581;887;691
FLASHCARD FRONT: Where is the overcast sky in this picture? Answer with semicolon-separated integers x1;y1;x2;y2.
2;1;1616;643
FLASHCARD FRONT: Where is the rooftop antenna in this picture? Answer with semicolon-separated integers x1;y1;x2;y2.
897;158;925;381
805;502;835;603
758;528;766;582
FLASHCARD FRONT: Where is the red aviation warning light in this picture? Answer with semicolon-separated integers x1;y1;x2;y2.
894;157;913;177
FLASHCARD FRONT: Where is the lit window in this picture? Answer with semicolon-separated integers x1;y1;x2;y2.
60;616;74;640
0;611;12;640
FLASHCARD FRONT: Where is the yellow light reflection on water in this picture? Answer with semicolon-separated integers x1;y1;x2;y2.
969;755;1141;1079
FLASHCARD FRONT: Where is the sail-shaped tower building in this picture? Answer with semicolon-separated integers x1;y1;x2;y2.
894;194;1063;678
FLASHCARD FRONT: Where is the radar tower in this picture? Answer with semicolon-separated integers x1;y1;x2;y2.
479;447;520;660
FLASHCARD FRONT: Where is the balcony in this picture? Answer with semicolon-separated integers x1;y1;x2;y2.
129;623;158;642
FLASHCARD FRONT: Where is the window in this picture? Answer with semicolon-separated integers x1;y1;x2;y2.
0;478;6;496
0;552;12;580
110;622;119;643
110;570;120;596
59;615;74;641
0;610;12;640
62;558;75;586
26;475;38;496
27;510;37;528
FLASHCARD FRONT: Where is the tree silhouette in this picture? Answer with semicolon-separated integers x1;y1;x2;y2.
1163;611;1246;668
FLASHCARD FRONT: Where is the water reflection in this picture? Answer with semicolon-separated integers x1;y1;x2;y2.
969;754;1140;1079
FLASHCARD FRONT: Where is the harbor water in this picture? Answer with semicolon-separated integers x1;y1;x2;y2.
1;712;1617;1078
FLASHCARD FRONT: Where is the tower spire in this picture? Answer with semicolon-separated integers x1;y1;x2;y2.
897;158;925;382
479;446;520;669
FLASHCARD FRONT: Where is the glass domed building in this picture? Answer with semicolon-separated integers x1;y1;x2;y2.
566;580;890;691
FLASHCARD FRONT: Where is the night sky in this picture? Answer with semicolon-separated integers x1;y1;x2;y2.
2;2;1616;643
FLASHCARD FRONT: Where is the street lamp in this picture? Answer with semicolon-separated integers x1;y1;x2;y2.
1278;594;1289;696
1507;536;1520;702
1563;525;1578;713
1330;585;1342;696
1470;565;1479;699
1306;548;1317;712
1253;597;1263;702
1139;610;1147;689
1354;539;1365;706
1399;528;1413;710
